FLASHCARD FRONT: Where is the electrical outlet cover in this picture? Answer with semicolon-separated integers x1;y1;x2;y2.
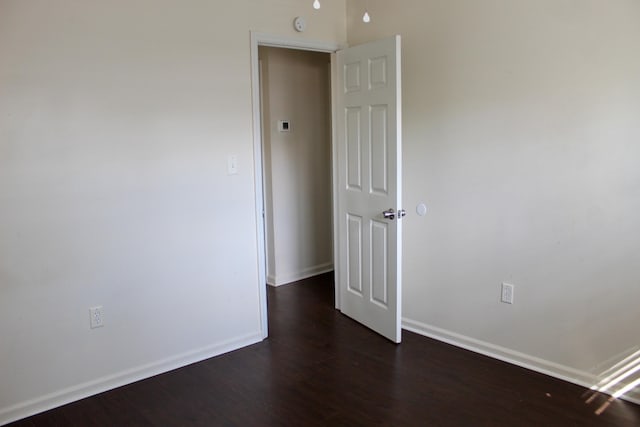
90;306;104;329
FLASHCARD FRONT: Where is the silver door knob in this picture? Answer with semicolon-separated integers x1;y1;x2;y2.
382;208;395;220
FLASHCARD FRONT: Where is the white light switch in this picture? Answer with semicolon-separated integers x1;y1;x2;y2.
227;155;238;175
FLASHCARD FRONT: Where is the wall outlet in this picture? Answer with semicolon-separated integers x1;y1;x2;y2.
501;283;514;304
89;306;104;329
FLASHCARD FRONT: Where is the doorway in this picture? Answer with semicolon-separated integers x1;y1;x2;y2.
251;33;403;343
250;34;341;339
258;46;333;288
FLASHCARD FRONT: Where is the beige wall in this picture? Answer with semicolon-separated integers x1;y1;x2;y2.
0;0;346;423
347;0;640;399
259;47;333;286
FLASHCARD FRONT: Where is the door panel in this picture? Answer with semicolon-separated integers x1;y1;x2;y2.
347;214;363;295
346;108;362;190
371;220;388;306
370;105;388;195
336;35;402;343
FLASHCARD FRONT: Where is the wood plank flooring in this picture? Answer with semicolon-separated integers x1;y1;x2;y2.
9;273;640;426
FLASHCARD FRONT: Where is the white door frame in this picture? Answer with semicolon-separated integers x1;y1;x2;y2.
250;32;343;339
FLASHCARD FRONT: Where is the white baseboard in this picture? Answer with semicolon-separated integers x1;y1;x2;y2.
4;319;637;426
0;332;263;426
267;262;333;287
402;318;640;406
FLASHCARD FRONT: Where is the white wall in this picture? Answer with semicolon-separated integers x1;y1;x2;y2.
0;0;346;424
259;47;333;286
347;0;640;400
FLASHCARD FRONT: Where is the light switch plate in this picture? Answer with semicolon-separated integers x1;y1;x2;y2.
501;283;514;304
227;155;238;175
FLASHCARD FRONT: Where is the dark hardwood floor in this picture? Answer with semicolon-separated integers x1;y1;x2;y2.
9;273;640;426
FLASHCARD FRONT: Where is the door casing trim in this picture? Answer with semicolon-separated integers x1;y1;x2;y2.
250;32;344;339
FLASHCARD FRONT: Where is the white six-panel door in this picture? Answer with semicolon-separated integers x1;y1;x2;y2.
336;36;402;343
